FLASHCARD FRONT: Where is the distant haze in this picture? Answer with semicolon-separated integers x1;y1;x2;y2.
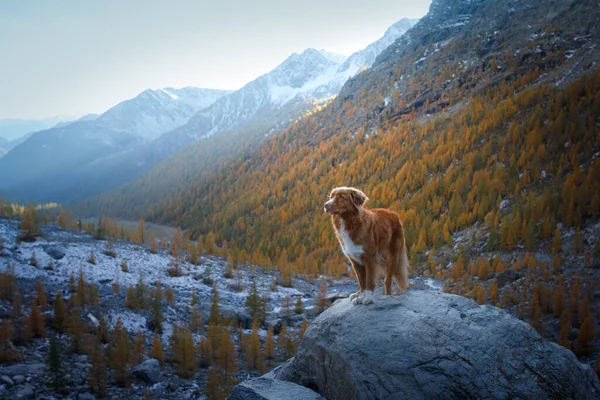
1;0;431;119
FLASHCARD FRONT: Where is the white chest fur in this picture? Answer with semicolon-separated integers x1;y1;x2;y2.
338;220;364;262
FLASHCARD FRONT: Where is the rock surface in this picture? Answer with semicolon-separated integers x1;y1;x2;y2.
133;359;162;384
227;377;324;400
271;292;600;400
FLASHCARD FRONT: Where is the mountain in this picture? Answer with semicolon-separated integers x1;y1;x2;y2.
0;116;75;142
52;113;98;129
77;0;600;369
74;17;418;215
0;87;230;202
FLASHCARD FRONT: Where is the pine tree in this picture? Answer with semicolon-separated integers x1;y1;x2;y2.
209;284;221;326
175;328;197;378
575;315;594;356
57;208;68;228
66;309;86;354
299;318;309;339
281;296;293;323
149;334;165;365
190;305;204;333
150;233;158;254
125;286;136;309
0;319;20;362
552;227;562;254
133;331;145;365
160;285;173;305
246;320;264;372
35;278;48;310
216;328;238;375
89;346;108;397
53;293;66;332
0;263;17;301
198;338;212;368
47;335;67;392
11;291;28;344
315;281;329;313
134;218;146;245
97;313;110;344
489;281;499;305
111;318;131;387
28;300;46;338
134;274;148;309
150;287;164;334
264;327;275;365
295;296;304;314
559;309;572;349
18;204;39;242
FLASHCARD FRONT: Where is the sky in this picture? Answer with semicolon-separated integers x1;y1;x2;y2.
0;0;432;119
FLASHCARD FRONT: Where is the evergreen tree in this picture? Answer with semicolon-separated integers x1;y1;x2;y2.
134;218;146;245
299;318;309;339
28;300;46;338
89;346;108;398
133;331;145;365
53;293;67;332
149;334;165;365
35;278;48;310
246;320;264;372
47;335;67;392
111;318;131;387
294;296;304;314
18;204;39;242
575;315;594;356
264;327;275;365
189;305;204;333
150;286;164;334
66;309;86;354
177;328;197;378
0;319;20;362
165;287;175;305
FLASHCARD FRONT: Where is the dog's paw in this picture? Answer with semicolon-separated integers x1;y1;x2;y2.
349;291;361;301
360;291;375;304
352;292;365;305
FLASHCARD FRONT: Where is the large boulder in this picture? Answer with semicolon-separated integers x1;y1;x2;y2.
227;377;324;400
133;359;162;384
271;292;600;400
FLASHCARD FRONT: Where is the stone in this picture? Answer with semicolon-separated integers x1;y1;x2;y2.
12;375;25;384
0;375;13;386
1;364;28;376
44;246;65;260
495;269;522;287
133;359;162;384
227;377;324;400
272;292;600;400
78;393;96;400
15;384;34;399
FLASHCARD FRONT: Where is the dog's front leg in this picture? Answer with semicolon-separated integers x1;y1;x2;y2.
349;259;365;302
359;258;376;304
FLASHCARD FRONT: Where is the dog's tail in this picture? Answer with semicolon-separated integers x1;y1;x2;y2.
393;237;410;294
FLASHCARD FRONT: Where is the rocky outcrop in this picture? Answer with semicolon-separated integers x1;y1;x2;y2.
268;292;600;400
227;377;324;400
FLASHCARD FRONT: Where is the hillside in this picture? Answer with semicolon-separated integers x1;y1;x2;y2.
0;88;231;203
76;0;600;370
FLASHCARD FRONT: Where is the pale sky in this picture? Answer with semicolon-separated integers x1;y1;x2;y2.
0;0;431;119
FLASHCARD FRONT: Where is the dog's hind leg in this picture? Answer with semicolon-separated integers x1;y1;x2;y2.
384;251;397;296
393;244;410;295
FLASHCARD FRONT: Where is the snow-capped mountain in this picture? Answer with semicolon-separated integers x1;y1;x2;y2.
172;49;347;140
166;18;418;142
0;87;230;202
95;87;232;141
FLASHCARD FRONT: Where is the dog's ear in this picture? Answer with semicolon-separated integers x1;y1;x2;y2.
350;188;368;208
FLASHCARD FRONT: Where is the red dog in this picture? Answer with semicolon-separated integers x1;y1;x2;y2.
324;187;409;304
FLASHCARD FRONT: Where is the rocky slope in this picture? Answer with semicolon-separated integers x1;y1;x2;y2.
260;293;600;399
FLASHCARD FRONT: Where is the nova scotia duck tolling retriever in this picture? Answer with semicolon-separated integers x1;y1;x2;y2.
324;187;409;304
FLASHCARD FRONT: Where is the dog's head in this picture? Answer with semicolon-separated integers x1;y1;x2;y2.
324;187;368;215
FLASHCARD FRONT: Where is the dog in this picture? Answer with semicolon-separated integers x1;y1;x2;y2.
324;187;409;304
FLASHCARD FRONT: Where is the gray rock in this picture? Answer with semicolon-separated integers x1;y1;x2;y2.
1;364;28;376
44;246;66;260
227;377;324;400
78;393;96;400
13;374;25;384
272;292;600;400
133;359;162;384
15;384;34;399
0;375;13;386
